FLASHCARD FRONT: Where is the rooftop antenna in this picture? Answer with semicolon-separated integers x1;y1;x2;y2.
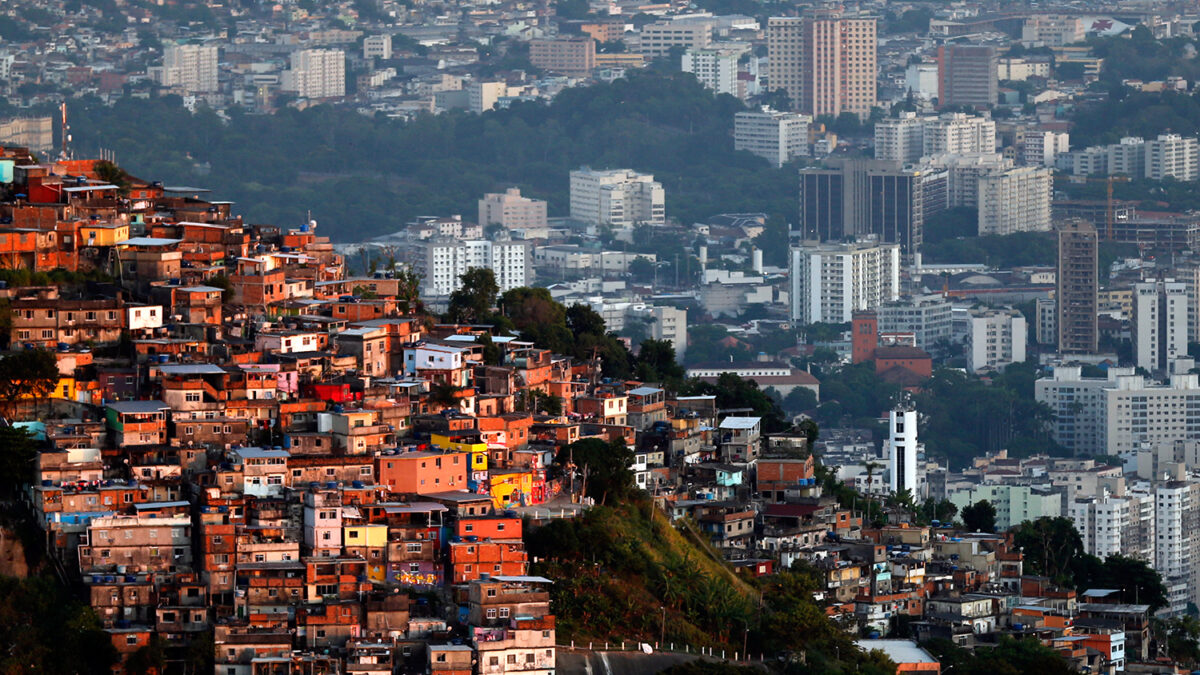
59;102;71;161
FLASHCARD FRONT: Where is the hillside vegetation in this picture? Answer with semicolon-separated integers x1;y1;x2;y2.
69;72;796;249
526;499;896;674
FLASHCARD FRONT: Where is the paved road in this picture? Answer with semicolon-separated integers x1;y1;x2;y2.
557;649;717;675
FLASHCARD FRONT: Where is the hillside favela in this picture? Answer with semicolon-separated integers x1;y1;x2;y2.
13;0;1200;673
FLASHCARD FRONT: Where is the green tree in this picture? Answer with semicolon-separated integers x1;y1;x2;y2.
782;386;818;414
0;426;37;495
394;268;422;315
1012;517;1087;585
0;575;117;674
554;438;636;504
961;500;997;533
553;0;590;19
446;268;499;324
500;287;572;353
634;338;685;385
679;373;788;432
0;349;60;416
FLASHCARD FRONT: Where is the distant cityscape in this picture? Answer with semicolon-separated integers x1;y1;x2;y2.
7;0;1200;674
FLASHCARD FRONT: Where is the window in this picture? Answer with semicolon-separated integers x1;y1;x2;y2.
499;607;510;618
126;635;139;646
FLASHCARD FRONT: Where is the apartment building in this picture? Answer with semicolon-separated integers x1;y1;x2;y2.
876;294;952;350
478;188;548;231
1145;134;1199;182
1132;279;1188;372
977;166;1052;235
789;239;901;324
1035;366;1200;455
682;47;740;96
414;239;528;297
965;307;1027;373
161;43;219;93
529;37;596;77
628;305;688;360
636;18;714;59
766;10;876;118
925;152;1011;209
874;113;926;164
1070;494;1155;562
568;168;665;227
950;484;1060;531
283;49;346;99
363;35;392;60
1057;219;1098;354
938;44;998;107
1022;15;1085;47
733;108;811;168
799;159;945;254
922;113;997;157
1022;131;1070;167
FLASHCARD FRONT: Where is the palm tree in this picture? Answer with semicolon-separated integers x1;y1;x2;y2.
863;460;882;521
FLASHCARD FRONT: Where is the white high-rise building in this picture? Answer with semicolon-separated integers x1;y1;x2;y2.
1070;494;1155;563
1133;280;1188;373
569;168;665;227
966;308;1027;373
637;19;714;59
682;47;740;97
789;239;901;324
733;108;811;168
976;165;1052;235
925;152;1012;208
1145;134;1199;182
876;294;953;350
414;239;528;297
629;305;688;360
874;112;926;164
1035;365;1200;456
363;35;392;60
282;49;345;99
1110;137;1146;177
922;113;996;157
161;43;219;93
1152;480;1200;615
1022;130;1069;167
886;409;918;495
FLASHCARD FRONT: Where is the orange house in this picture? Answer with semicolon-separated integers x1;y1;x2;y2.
456;516;522;541
448;540;528;583
375;451;469;494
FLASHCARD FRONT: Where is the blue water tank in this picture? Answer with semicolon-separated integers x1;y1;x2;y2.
158;355;169;364
282;434;292;449
352;480;364;489
326;481;337;490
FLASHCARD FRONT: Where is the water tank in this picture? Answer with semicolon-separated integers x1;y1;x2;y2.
352;481;364;489
1013;623;1025;631
282;435;292;449
309;482;320;490
158;355;169;364
326;481;337;490
300;222;310;233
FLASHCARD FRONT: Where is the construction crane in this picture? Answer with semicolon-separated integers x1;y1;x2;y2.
1055;174;1131;241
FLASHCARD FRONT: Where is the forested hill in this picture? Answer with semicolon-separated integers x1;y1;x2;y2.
69;72;797;242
